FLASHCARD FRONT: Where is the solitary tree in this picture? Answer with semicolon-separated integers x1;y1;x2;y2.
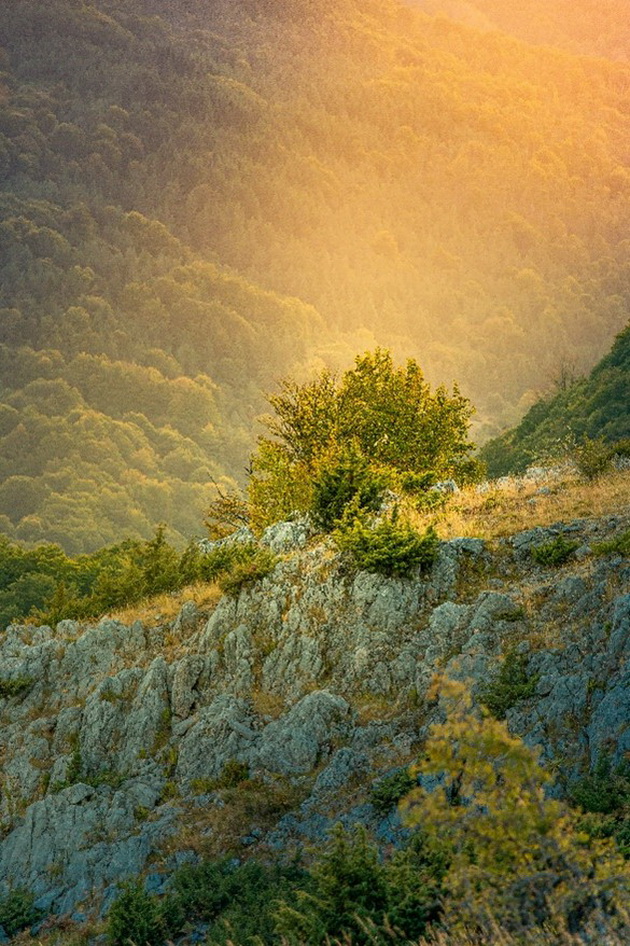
248;348;478;528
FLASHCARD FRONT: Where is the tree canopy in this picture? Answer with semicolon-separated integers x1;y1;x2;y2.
248;349;479;529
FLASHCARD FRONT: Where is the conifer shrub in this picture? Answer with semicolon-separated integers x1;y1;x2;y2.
479;650;539;720
311;446;386;532
370;768;417;816
570;753;630;858
530;535;579;566
160;858;307;946
570;753;630;815
107;880;163;946
0;888;42;938
275;824;444;945
334;508;438;579
593;528;630;557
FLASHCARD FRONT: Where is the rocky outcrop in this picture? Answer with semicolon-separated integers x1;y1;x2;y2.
0;513;628;916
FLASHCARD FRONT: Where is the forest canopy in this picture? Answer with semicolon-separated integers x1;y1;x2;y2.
0;0;629;548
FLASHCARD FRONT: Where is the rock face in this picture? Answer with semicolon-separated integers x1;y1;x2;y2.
0;514;628;915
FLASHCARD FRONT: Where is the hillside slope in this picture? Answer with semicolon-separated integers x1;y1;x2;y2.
0;477;628;921
481;320;630;475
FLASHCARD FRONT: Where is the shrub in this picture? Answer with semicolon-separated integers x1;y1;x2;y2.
573;435;613;481
593;528;630;557
405;677;630;939
161;858;307;945
0;888;42;937
334;509;438;578
311;446;386;532
399;470;438;493
248;349;478;531
570;753;630;816
479;650;538;720
107;880;163;946
370;768;417;816
275;824;444;945
218;547;277;597
0;676;34;699
531;535;579;566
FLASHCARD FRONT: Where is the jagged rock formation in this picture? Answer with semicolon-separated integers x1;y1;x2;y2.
0;513;628;916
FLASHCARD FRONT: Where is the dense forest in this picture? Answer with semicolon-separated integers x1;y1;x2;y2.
1;0;629;549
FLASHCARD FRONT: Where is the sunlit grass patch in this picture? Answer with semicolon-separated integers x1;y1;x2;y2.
407;467;630;543
107;581;221;628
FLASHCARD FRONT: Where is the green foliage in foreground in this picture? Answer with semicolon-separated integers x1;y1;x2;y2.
108;830;443;946
406;678;630;939
107;680;630;946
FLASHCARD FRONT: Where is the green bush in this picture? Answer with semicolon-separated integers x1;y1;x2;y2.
570;753;630;816
531;535;579;566
275;824;444;946
573;435;613;481
0;888;42;937
0;676;34;699
311;446;386;532
370;768;416;816
399;470;438;493
593;528;630;557
571;754;630;859
107;879;163;946
161;858;307;945
218;547;277;597
479;650;539;720
334;510;438;578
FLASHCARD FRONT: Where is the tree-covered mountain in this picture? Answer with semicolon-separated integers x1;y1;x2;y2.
410;0;630;61
481;321;630;476
1;0;629;548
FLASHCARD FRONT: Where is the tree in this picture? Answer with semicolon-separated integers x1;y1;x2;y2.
263;349;476;477
249;349;479;528
403;678;630;939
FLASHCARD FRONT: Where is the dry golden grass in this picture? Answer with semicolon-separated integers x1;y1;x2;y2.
250;688;286;719
408;468;630;543
160;776;304;860
106;581;222;628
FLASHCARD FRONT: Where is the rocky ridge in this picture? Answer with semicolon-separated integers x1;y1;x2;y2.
0;509;629;919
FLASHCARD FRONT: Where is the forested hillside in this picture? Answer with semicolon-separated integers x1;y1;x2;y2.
412;0;630;61
481;320;630;475
1;0;629;549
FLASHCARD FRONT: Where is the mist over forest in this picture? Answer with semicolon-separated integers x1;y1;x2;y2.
1;0;629;551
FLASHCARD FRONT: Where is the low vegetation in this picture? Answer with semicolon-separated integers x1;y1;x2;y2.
101;681;630;946
478;650;539;720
